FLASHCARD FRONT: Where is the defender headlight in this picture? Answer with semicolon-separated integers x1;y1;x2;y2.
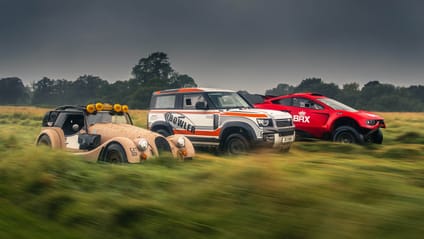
257;118;273;127
137;138;149;151
366;120;377;125
176;136;185;148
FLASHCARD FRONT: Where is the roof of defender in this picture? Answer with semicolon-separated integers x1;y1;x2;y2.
153;87;235;95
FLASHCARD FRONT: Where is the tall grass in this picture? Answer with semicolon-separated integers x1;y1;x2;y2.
0;107;423;238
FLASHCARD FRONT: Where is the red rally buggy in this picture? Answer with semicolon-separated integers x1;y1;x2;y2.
254;93;386;144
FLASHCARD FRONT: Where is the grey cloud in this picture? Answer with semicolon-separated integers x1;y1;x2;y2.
0;0;423;93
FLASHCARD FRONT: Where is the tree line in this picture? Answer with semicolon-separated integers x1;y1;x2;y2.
262;78;424;112
0;52;196;109
1;52;423;111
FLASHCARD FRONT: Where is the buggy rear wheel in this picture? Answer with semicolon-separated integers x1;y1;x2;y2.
37;134;52;147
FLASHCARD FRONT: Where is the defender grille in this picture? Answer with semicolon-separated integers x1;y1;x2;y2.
155;137;172;153
275;119;293;127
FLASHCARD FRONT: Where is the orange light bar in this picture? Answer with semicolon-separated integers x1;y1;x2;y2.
95;102;104;111
122;105;129;113
113;104;122;112
86;104;95;113
86;103;129;113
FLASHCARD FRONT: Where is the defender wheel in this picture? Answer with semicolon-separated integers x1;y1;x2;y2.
224;133;249;155
37;134;52;147
101;143;128;163
156;128;171;137
332;126;364;144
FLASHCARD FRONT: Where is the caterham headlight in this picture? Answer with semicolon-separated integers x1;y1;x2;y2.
176;136;185;148
137;138;149;151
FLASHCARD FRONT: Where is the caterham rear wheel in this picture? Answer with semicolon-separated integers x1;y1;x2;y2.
37;134;52;147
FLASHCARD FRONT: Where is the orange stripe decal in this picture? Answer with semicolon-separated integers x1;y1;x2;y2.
176;88;204;93
221;112;267;118
154;88;204;95
149;110;219;114
174;129;221;136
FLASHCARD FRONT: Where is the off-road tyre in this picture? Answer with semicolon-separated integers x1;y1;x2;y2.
100;143;128;163
368;129;383;144
223;133;249;155
37;134;52;147
155;128;172;137
332;126;364;144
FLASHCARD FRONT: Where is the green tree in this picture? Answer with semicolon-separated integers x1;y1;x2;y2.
32;77;71;105
0;77;28;104
68;75;109;104
339;82;360;108
265;83;294;96
294;78;340;98
128;52;197;108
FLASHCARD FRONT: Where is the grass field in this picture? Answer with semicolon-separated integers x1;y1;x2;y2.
0;106;424;239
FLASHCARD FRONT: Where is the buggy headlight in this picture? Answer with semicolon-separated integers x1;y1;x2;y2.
366;120;377;125
137;138;148;151
257;118;273;127
177;136;185;148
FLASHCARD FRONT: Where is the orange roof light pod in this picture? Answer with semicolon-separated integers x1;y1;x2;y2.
122;105;129;113
86;104;96;113
85;103;129;113
113;104;122;112
95;102;104;111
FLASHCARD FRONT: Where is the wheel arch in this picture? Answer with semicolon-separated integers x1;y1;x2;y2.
97;137;141;163
331;117;361;133
166;134;196;158
219;122;256;148
36;127;65;149
150;121;174;135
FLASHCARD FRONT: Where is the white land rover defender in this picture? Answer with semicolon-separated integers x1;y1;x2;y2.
148;88;295;154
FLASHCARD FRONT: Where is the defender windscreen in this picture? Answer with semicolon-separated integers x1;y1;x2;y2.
207;92;251;109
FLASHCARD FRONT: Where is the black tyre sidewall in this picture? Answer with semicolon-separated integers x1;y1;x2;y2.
102;143;128;163
372;129;383;144
224;133;249;155
37;134;51;147
156;128;171;137
332;126;364;144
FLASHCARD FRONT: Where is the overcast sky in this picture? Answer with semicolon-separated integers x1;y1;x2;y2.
0;0;423;93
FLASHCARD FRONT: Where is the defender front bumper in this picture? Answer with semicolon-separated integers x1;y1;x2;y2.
260;127;296;148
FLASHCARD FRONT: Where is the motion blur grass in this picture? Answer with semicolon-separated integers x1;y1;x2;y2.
0;107;423;238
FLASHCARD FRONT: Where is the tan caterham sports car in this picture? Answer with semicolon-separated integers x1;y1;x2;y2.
36;103;195;163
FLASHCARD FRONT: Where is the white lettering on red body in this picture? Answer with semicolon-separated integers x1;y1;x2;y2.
293;111;310;123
